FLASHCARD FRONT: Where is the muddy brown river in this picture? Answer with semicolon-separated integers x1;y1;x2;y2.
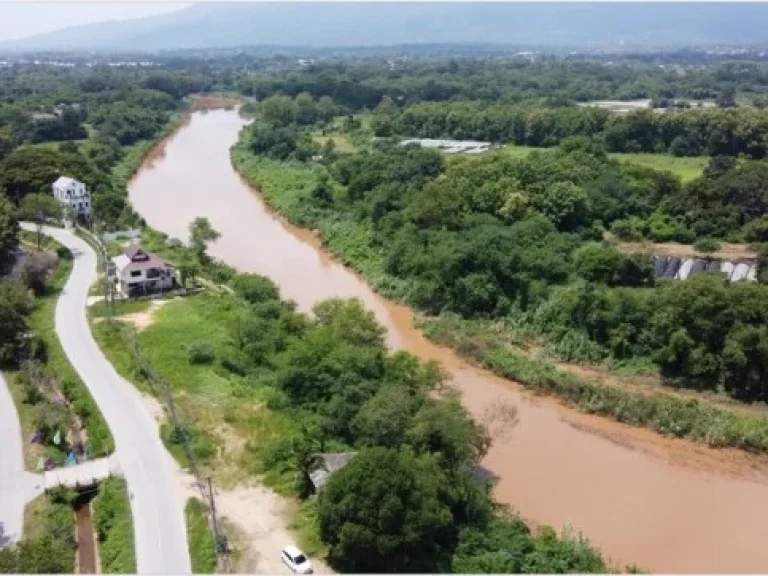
129;108;768;572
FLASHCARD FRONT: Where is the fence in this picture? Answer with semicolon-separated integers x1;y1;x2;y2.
77;225;231;572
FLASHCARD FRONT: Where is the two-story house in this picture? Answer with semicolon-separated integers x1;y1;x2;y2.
52;176;91;220
111;244;177;298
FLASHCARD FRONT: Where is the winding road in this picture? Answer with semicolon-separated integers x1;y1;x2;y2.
22;223;191;573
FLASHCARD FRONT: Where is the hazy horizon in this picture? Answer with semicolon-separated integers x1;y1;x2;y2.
0;2;187;41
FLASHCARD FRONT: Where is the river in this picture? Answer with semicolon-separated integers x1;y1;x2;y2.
128;108;768;572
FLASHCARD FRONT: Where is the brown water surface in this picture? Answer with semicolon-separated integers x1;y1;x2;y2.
128;109;768;572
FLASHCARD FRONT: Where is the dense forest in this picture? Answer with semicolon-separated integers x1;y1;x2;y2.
239;87;768;407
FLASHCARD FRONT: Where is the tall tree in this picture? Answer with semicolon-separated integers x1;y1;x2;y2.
188;217;220;263
0;195;19;275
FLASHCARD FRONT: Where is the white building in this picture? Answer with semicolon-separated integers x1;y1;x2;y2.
52;176;91;220
110;244;177;298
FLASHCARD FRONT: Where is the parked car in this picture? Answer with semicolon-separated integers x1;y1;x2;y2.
281;545;313;574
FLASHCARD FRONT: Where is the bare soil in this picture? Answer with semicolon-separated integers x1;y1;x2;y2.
618;240;756;261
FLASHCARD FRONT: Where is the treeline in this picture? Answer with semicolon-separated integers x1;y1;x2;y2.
373;99;768;158
237;58;768;108
220;272;613;573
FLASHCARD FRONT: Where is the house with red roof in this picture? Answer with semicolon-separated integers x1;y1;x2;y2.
111;244;177;297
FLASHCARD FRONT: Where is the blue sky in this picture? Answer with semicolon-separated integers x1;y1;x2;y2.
0;3;188;41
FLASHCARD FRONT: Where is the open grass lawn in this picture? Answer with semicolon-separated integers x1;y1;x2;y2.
311;133;356;153
499;145;707;182
90;292;300;488
609;152;708;182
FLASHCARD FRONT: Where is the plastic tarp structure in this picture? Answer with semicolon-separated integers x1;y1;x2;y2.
651;256;757;282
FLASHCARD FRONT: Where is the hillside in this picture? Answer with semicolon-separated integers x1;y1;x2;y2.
5;2;768;51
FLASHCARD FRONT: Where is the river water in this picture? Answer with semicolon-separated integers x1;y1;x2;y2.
128;108;768;572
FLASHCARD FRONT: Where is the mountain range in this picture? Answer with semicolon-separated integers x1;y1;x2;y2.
4;2;768;52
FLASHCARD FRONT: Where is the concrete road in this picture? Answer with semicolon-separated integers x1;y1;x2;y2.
0;373;43;546
23;224;191;573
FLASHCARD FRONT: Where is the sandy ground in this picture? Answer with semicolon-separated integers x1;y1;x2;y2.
139;392;333;573
121;299;172;331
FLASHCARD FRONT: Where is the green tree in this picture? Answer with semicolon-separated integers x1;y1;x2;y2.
188;217;220;263
0;195;19;274
231;273;280;304
318;447;454;572
20;193;62;249
0;280;33;366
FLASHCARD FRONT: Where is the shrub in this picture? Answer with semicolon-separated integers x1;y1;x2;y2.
693;238;722;253
187;340;215;364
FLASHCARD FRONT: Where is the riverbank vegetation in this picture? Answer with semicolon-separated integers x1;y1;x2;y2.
0;489;78;573
231;83;768;456
92;478;136;574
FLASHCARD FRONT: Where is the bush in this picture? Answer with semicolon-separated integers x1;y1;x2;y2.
693;238;722;254
231;273;280;304
187;340;215;364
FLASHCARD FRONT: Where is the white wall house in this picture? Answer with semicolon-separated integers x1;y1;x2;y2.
52;176;90;220
110;244;176;298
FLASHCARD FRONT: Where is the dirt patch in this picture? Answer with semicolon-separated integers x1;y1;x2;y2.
176;471;333;574
618;240;756;261
120;299;173;331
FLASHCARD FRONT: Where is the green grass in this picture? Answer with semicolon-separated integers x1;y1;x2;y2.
609;153;708;182
89;292;299;485
312;133;356;153
498;144;707;182
185;498;218;573
92;478;136;573
88;298;151;320
499;144;540;159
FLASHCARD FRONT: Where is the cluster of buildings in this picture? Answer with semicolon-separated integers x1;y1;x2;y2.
399;138;491;154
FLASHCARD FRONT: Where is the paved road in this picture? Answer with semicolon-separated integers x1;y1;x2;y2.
23;224;191;573
0;373;43;546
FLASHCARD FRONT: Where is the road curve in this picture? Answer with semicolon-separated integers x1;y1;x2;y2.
24;224;191;574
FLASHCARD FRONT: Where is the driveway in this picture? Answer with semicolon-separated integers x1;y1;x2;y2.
0;373;43;546
22;224;191;573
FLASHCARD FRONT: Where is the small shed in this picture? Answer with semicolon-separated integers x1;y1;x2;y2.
308;452;357;490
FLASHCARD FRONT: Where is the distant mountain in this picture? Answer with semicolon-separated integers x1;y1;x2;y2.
4;2;768;51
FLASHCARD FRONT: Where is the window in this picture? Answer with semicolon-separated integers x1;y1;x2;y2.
294;555;307;564
130;270;142;278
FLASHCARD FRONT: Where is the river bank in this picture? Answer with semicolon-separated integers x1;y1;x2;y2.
125;106;768;572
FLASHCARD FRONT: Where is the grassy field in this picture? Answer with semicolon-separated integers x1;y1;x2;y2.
497;145;708;182
609;152;708;182
90;292;300;488
185;498;218;573
311;133;356;153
